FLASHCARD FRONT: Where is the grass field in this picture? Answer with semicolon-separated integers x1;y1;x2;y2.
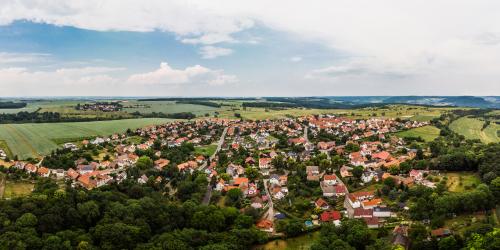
2;180;34;199
0;118;174;159
445;172;481;192
449;117;500;143
122;101;219;115
396;125;441;142
195;144;218;156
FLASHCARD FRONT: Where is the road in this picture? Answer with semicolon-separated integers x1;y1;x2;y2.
304;125;309;143
262;179;275;221
201;126;228;205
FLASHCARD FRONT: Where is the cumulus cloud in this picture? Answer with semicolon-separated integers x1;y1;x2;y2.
1;1;500;94
199;46;233;59
127;62;237;85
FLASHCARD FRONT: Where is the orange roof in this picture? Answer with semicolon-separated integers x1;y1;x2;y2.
37;167;49;175
256;219;273;229
234;177;249;186
362;198;382;207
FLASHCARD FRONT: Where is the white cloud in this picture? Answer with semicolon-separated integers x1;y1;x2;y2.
127;62;237;85
199;46;233;59
0;52;50;64
290;56;302;62
1;1;500;94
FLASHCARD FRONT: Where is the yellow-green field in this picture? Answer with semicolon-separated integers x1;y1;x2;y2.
195;144;218;156
396;125;441;142
449;117;500;143
217;104;453;121
2;180;34;199
0;118;174;159
445;172;481;192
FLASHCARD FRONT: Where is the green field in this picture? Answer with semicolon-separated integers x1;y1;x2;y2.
195;144;218;156
122;101;218;115
445;172;481;192
396;125;441;142
449;117;500;143
0;118;174;159
2;180;34;199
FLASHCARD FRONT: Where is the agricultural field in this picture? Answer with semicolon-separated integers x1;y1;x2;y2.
217;104;452;121
445;172;481;192
449;117;500;143
0;118;174;159
396;125;441;142
122;100;219;116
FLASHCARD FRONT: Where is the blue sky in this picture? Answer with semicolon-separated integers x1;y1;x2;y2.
0;1;499;96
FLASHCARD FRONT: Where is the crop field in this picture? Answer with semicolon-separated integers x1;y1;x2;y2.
0;118;174;159
217;104;452;121
122;101;218;115
449;117;500;143
396;125;441;142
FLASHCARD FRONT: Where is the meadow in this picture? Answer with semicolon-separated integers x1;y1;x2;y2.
449;117;500;143
0;178;34;199
0;118;173;159
445;172;481;192
396;125;441;142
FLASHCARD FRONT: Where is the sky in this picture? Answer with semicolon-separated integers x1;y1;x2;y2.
0;0;499;97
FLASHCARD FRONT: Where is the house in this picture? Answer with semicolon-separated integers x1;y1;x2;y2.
431;228;452;238
361;171;376;183
409;169;425;181
340;165;353;178
323;174;337;186
269;174;280;185
392;225;410;249
256;219;273;232
154;158;170;170
66;168;79;180
315;198;330;210
306;165;320;175
335;184;347;197
320;210;341;226
245;157;256;165
317;141;335;150
37;167;50;177
138;174;148;184
251;196;263;209
259;158;272;169
373;206;392;218
215;179;225;191
24;163;37;173
320;182;336;197
362;198;382;209
51;169;65;179
279;175;288;186
272;186;285;200
353;208;373;218
363;217;380;229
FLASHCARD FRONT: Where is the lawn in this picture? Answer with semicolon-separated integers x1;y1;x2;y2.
449;117;500;143
396;125;441;142
445;172;481;192
195;144;218;156
122;100;219;116
2;180;34;199
0;118;174;159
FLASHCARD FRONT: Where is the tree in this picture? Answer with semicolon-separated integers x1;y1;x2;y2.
438;236;458;250
136;156;153;170
352;165;364;179
225;188;243;207
285;219;303;237
16;213;38;228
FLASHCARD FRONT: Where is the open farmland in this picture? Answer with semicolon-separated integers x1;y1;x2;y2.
396;125;441;142
0;118;174;159
449;117;500;143
122;100;219;115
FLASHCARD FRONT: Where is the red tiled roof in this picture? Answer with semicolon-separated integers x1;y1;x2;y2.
320;210;341;222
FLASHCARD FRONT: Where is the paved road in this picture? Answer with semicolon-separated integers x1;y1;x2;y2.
202;126;228;205
210;127;228;161
304;125;309;143
263;179;275;221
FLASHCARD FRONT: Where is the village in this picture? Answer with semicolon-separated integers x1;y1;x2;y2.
6;115;457;248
